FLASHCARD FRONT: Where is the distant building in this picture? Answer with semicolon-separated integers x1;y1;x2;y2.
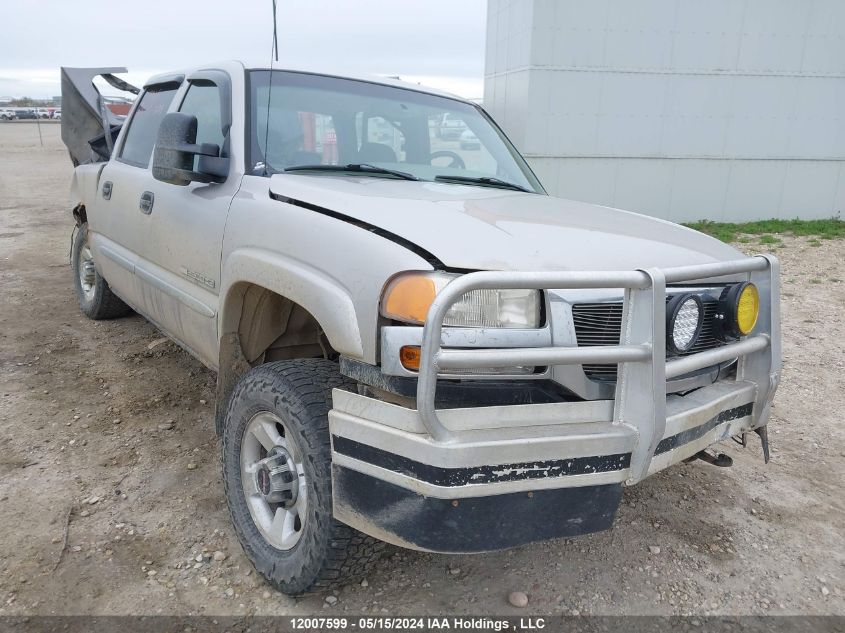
485;0;845;222
103;97;134;117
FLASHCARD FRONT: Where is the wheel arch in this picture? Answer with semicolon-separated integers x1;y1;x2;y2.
72;203;87;226
214;248;365;434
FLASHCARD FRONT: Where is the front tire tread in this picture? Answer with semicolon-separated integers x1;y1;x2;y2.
222;359;385;595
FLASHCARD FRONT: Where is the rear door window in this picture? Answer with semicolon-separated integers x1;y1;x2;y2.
119;84;179;168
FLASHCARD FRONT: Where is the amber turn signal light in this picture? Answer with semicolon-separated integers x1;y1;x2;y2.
399;345;422;371
381;275;438;324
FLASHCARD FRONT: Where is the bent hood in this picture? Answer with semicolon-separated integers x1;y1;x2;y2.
269;174;742;272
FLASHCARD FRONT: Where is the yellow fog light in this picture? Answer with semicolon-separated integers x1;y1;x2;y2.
724;282;759;336
736;284;760;334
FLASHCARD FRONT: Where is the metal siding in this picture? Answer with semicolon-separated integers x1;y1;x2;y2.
668;160;733;223
484;0;845;222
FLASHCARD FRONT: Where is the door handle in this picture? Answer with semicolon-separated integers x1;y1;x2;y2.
101;181;112;200
139;191;155;215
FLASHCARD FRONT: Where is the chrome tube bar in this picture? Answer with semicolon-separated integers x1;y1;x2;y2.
436;344;651;370
415;255;777;483
661;257;769;283
666;334;769;379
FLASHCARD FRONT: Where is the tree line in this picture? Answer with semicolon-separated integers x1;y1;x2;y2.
3;97;58;107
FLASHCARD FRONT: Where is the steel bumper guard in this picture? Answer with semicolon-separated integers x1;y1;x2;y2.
330;256;781;552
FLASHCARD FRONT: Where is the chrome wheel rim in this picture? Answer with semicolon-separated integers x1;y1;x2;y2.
78;244;96;301
240;411;307;550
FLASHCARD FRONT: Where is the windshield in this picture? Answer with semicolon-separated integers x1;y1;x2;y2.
248;70;544;193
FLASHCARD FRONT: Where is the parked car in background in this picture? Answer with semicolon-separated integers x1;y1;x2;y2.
0;109;16;121
459;128;480;150
63;61;781;597
437;112;467;140
14;108;38;120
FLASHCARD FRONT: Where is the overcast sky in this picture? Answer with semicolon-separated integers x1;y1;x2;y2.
1;0;487;99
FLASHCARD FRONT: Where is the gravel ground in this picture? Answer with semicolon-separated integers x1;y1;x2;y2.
0;123;843;616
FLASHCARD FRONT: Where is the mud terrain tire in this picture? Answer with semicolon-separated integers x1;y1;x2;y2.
222;359;385;595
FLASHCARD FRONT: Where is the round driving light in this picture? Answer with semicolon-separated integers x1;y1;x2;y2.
735;283;759;335
666;293;703;354
723;282;759;336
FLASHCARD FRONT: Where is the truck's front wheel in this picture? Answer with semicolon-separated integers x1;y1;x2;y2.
222;359;385;595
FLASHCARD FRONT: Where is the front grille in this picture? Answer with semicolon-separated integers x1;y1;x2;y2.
572;298;724;380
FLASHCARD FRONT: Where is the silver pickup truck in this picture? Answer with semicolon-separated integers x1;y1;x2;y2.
62;62;781;595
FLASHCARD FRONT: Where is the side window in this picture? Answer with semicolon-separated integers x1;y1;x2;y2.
178;82;224;151
119;85;179;168
295;112;337;165
257;101;337;168
355;114;405;163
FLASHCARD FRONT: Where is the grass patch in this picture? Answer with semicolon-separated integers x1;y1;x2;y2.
758;235;782;245
685;218;845;243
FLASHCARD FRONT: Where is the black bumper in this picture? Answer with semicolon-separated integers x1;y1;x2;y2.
332;465;623;553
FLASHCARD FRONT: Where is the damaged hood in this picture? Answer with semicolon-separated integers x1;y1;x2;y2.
61;67;139;166
269;174;742;271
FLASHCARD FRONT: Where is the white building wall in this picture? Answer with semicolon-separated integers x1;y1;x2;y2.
484;0;845;222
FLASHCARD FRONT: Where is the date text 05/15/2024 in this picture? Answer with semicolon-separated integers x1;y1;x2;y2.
289;616;546;631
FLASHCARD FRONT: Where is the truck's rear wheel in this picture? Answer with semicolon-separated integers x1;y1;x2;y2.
71;223;132;320
222;359;385;595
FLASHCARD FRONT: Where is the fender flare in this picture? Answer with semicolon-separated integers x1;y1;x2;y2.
219;246;364;359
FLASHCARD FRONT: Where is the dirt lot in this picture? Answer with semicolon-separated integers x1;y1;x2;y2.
0;122;843;616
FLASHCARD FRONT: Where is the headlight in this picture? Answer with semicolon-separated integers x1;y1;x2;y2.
723;282;759;337
381;271;541;328
666;293;703;354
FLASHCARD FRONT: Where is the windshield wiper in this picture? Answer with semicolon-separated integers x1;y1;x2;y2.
283;163;419;181
434;175;530;193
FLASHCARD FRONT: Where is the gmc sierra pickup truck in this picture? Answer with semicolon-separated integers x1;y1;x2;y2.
61;62;781;595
